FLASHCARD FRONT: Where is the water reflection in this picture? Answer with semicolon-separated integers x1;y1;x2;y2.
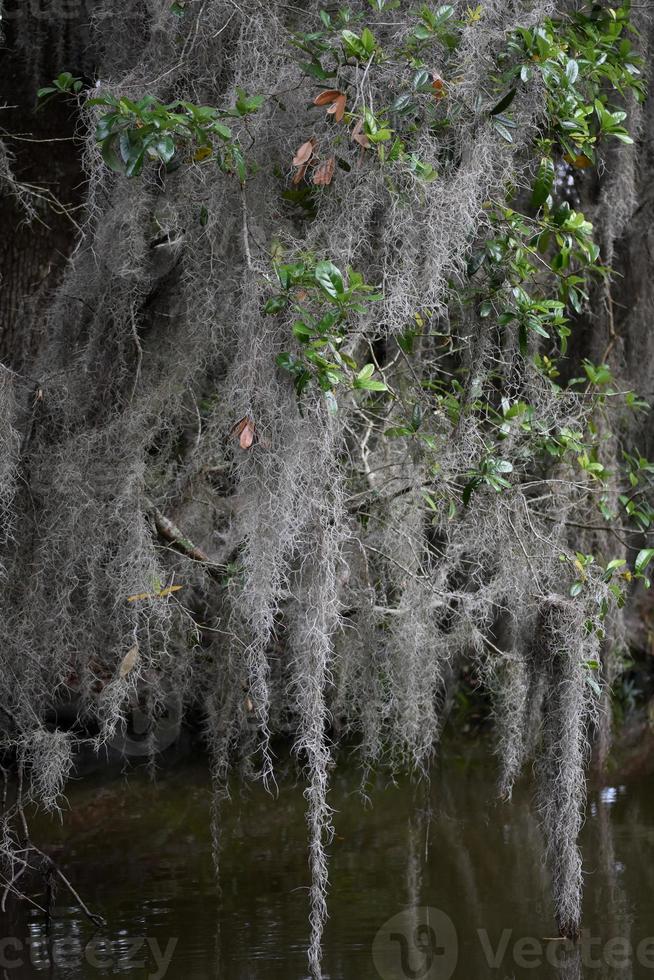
5;747;654;979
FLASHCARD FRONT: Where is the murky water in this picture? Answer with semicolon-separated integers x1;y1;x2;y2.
5;745;654;979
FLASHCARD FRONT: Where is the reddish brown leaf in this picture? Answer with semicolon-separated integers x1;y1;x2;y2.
326;92;347;122
313;89;343;107
230;415;256;449
292;137;316;167
432;72;445;98
292;163;308;185
351;118;370;149
312;156;335;186
241;424;255;449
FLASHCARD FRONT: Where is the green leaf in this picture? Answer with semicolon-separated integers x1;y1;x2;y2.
392;93;414;113
300;61;333;81
570;581;584;597
315;311;340;334
491;118;514;143
565;59;579;84
100;135;125;173
86;95;120;108
385;426;413;437
356;379;388;391
292;320;313;342
361;27;376;55
341;29;366;59
119;131;146;177
324;390;339;415
211;121;232;140
489;88;516;116
635;549;654;575
585;673;601;697
125;147;145;177
433;4;455;26
314;261;344;299
356;363;375;383
236;146;248;182
531;156;554;208
154;135;176;164
413;69;432;92
422;490;438;511
263;296;287;315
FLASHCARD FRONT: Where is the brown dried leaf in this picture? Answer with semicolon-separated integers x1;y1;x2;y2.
292;138;315;167
240;421;255;449
351;118;370;149
326;92;347;122
313;89;342;107
312;156;335;186
119;643;139;679
432;72;445;98
230;415;256;449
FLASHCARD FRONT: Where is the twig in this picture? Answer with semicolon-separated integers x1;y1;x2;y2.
1;863;28;914
129;309;143;401
241;188;253;270
1;869;47;915
0;703;20;729
30;845;106;928
16;761;29;843
505;508;540;587
144;497;212;563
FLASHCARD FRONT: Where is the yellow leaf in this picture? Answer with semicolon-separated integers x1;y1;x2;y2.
119;643;139;678
193;145;213;162
563;153;592;169
157;584;184;598
126;584;184;602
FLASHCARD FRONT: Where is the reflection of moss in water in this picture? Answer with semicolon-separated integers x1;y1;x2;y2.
13;754;650;980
